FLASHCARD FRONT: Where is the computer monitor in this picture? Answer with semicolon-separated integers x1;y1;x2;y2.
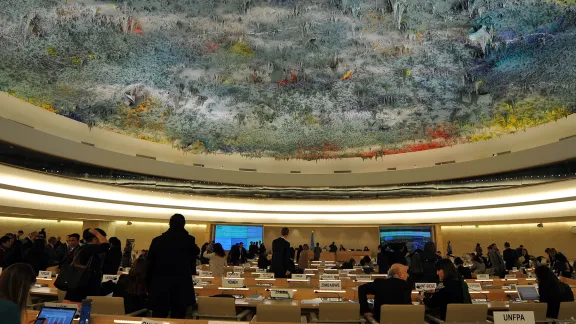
516;285;539;301
36;306;77;324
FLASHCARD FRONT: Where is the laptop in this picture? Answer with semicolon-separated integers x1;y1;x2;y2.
36;306;77;324
516;285;539;301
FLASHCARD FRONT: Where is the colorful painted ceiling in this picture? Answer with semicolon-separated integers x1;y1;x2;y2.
1;0;575;160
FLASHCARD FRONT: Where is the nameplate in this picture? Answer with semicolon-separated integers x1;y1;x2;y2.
353;265;363;269
102;275;119;283
193;277;202;285
512;267;518;271
222;278;244;288
226;272;242;278
255;268;267;273
415;283;437;291
233;266;244;272
38;271;52;279
493;311;535;324
476;274;490;280
339;269;353;274
199;271;213;277
320;274;337;280
141;318;164;324
468;283;483;291
356;274;372;281
505;274;517;279
258;273;275;279
292;274;307;280
270;289;294;299
319;280;342;290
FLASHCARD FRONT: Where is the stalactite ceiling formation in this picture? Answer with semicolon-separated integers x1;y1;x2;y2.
1;0;575;160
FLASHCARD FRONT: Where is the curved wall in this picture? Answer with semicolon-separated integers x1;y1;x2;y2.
1;92;576;186
1;164;575;224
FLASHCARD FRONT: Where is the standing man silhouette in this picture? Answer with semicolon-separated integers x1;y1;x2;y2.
271;227;291;278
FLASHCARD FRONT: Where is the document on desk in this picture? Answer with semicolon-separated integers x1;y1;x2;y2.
301;298;323;304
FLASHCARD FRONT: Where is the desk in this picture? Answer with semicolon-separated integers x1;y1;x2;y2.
30;287;58;297
308;251;372;262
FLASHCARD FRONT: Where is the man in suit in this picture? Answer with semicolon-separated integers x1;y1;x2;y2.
22;231;37;253
58;233;80;267
271;227;292;278
230;242;248;265
359;263;412;322
147;214;200;319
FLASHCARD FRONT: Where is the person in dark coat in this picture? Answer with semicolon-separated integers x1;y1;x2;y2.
230;242;247;265
454;257;472;279
102;237;122;275
64;229;110;302
271;227;292;278
23;238;49;274
535;265;575;318
359;263;412;322
419;242;441;283
377;245;390;274
146;214;200;319
58;234;80;268
502;242;518;271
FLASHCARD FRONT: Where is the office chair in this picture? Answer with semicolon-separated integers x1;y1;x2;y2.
193;296;252;321
509;303;548;322
426;303;489;323
87;296;147;316
251;304;307;323
558;302;576;322
310;302;365;323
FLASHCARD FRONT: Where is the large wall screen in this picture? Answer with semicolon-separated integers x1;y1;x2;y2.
214;225;263;250
379;226;433;252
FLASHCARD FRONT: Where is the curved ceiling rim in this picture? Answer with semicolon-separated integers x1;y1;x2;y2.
2;186;576;224
2;182;575;214
1;117;576;187
1;91;576;175
2;163;576;213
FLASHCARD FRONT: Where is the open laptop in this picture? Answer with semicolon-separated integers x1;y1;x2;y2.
516;285;540;301
36;306;77;324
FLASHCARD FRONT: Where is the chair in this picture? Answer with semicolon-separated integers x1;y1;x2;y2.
87;296;147;316
251;304;306;323
310;302;365;323
509;303;548;322
426;304;488;323
366;305;425;324
557;302;576;321
193;296;251;321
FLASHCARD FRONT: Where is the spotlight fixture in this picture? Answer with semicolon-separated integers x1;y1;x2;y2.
127;221;133;225
537;223;543;228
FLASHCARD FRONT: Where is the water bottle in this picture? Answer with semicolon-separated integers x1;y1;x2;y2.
79;298;92;324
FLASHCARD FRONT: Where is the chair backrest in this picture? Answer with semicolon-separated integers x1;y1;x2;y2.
256;304;302;322
445;304;487;323
319;302;360;321
509;303;548;322
197;296;237;317
558;301;576;321
380;305;424;324
87;296;125;315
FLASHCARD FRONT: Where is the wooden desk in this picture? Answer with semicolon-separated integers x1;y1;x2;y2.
30;287;58;297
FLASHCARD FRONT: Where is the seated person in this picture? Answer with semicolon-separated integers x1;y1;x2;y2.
363;246;370;251
535;265;574;318
470;254;486;274
454;257;472;279
257;250;271;270
113;258;148;314
423;259;471;321
553;253;574;278
341;258;355;269
359;263;412;322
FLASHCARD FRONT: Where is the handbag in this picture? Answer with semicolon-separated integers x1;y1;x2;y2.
54;247;95;291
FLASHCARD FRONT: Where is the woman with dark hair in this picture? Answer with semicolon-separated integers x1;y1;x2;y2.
419;242;441;283
535;265;574;318
553;253;574;278
0;263;37;324
113;257;148;314
423;259;471;321
64;228;109;302
519;249;530;268
23;238;49;274
545;248;557;267
339;245;346;251
202;243;227;276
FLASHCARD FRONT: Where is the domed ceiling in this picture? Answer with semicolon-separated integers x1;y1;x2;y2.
1;0;575;160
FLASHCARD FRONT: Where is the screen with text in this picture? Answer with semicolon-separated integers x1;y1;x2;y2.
215;225;263;250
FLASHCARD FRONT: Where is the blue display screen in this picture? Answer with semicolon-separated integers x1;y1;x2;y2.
379;226;432;252
214;225;263;250
37;307;76;324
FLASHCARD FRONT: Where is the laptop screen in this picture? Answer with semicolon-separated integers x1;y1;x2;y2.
36;307;76;324
517;285;539;301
